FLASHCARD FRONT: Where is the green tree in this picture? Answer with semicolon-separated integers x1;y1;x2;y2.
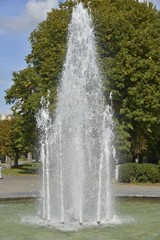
0;119;13;157
0;117;28;166
89;0;160;163
10;116;32;167
5;0;160;163
5;5;73;157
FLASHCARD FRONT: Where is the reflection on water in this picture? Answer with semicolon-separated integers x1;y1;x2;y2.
0;199;160;240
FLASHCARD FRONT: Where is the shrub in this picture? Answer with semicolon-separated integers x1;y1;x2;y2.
118;163;160;183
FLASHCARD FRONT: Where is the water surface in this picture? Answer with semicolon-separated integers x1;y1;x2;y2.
0;199;159;240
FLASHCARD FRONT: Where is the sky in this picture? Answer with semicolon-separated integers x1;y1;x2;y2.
0;0;160;115
0;0;61;115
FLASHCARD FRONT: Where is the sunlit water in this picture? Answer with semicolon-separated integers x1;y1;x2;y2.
0;199;160;240
37;2;115;226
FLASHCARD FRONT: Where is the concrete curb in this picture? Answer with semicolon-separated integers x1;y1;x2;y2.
0;191;40;201
0;192;160;201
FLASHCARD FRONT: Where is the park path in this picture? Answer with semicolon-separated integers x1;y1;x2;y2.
114;183;160;198
0;173;160;199
0;174;41;199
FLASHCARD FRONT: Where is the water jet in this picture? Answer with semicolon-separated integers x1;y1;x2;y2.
37;2;115;226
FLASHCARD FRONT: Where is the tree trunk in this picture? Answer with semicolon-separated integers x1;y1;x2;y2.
6;156;12;169
131;154;136;162
27;152;32;163
138;154;143;163
14;153;19;167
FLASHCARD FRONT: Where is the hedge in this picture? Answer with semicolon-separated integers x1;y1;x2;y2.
118;163;160;183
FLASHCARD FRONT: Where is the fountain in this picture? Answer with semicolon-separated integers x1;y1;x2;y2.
0;3;160;239
37;2;115;226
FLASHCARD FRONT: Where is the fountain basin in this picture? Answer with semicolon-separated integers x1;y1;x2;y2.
0;199;159;240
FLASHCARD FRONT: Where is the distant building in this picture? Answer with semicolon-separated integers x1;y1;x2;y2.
0;114;13;121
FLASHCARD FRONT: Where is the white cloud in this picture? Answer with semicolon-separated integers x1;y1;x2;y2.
25;0;59;21
138;0;158;6
0;0;59;33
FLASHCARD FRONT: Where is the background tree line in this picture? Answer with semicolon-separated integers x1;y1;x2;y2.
3;0;160;165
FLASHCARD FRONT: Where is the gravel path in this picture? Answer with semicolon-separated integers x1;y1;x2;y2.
0;174;40;199
0;174;160;200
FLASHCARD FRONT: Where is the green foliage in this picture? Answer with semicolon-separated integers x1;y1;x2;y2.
5;5;73;157
119;163;160;183
0;119;13;156
89;0;160;162
114;120;132;163
2;162;41;176
5;0;160;163
6;67;41;115
0;117;33;167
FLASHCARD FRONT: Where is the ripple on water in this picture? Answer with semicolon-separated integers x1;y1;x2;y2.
21;214;135;232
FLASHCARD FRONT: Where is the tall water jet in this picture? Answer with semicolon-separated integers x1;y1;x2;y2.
37;2;115;226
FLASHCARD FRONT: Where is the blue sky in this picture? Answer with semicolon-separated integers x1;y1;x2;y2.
0;0;61;115
0;0;159;115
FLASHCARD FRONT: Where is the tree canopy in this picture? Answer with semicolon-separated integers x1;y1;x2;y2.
5;0;160;163
0;117;30;166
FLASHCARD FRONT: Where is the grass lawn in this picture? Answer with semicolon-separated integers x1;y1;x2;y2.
2;163;160;185
2;162;41;176
115;182;160;186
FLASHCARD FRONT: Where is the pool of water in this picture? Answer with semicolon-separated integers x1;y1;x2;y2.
0;199;159;240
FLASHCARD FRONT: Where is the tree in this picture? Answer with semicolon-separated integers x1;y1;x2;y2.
5;0;160;163
0;119;13;157
5;5;73;157
0;117;27;166
88;0;160;163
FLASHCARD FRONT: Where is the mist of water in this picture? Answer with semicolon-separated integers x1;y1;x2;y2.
37;2;115;226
